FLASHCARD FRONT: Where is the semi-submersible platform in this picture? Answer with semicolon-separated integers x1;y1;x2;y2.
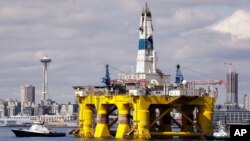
72;3;223;139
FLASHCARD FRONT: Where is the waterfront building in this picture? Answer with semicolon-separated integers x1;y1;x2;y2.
214;105;250;124
0;114;77;127
0;99;20;117
244;94;250;111
60;103;77;116
0;100;7;118
50;102;61;115
22;107;33;116
33;106;44;116
7;100;20;116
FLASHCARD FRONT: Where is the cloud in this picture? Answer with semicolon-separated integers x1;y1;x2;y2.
0;6;47;25
211;10;250;40
154;8;217;35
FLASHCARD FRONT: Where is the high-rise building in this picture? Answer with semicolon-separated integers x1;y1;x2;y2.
225;71;238;106
20;84;35;113
244;94;250;111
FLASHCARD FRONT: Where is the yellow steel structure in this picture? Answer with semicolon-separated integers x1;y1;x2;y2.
73;92;216;139
71;3;218;140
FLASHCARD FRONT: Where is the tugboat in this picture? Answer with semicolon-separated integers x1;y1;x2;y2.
205;122;230;140
11;121;66;137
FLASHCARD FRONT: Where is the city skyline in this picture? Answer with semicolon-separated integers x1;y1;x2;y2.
0;1;250;104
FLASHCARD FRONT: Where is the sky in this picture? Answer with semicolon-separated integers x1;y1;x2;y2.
0;0;250;105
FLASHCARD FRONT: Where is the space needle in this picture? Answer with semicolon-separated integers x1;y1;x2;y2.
40;55;52;106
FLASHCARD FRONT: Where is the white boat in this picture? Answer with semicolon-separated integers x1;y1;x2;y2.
205;123;230;140
11;121;66;137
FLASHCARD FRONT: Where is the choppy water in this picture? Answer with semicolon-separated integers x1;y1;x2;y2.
0;127;204;141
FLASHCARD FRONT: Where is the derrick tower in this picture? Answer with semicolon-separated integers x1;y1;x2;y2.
136;3;155;74
135;3;170;85
40;55;52;106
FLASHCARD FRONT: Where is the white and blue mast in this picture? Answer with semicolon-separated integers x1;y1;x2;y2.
136;3;157;75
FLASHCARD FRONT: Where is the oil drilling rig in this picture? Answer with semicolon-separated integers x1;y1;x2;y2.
72;3;223;139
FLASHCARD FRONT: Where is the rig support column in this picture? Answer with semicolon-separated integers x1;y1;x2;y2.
116;103;130;138
133;97;151;139
80;104;94;138
197;97;215;135
94;104;110;138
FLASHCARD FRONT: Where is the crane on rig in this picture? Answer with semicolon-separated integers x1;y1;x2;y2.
175;64;224;88
102;64;111;89
190;80;224;85
175;64;184;84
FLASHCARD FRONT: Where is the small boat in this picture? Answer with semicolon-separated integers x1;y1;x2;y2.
205;123;230;140
11;121;66;137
